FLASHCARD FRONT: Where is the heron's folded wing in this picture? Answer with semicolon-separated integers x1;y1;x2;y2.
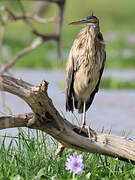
85;52;106;112
66;49;74;112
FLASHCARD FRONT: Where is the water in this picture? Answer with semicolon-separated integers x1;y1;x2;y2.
0;68;135;142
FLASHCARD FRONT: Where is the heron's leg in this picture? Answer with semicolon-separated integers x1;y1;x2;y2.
80;101;97;140
82;101;86;126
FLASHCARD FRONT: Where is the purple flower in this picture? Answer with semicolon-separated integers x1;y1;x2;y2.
66;152;84;174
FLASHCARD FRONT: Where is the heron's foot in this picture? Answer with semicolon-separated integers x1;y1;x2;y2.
80;125;97;141
27;117;36;127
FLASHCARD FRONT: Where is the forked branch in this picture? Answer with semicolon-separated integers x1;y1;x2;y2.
0;0;66;74
0;75;135;164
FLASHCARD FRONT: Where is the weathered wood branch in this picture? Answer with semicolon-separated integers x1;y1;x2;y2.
0;74;135;164
0;113;33;130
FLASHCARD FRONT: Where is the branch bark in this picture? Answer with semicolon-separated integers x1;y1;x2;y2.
0;74;135;164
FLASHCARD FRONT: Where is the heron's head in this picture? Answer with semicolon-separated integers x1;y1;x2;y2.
69;13;100;37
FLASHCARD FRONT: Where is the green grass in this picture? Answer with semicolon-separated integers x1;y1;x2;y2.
100;78;135;89
0;128;135;179
60;78;135;90
0;0;135;69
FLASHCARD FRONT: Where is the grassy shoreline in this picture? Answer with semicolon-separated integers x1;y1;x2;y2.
0;128;135;179
60;78;135;90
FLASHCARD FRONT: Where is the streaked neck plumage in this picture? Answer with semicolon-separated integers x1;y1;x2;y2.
74;24;101;56
86;25;100;57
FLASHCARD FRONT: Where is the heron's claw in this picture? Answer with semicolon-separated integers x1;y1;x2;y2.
80;125;97;141
27;117;36;127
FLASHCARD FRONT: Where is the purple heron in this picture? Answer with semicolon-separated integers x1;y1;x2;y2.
66;14;106;137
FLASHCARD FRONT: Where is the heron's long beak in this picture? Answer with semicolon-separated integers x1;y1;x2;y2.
69;19;86;26
69;18;96;26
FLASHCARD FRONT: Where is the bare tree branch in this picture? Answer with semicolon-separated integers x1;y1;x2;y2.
55;1;65;65
0;74;135;164
0;0;65;73
26;15;55;24
30;1;49;15
0;113;33;130
8;13;55;24
3;6;55;24
0;14;8;48
0;38;45;75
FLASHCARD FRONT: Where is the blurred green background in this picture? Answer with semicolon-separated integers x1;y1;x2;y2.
0;0;135;69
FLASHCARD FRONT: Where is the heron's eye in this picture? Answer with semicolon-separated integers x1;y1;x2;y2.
87;19;97;23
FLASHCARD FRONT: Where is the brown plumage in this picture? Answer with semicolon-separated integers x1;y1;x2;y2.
66;14;106;126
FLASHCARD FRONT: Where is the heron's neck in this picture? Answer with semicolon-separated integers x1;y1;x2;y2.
87;27;99;55
88;25;99;39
